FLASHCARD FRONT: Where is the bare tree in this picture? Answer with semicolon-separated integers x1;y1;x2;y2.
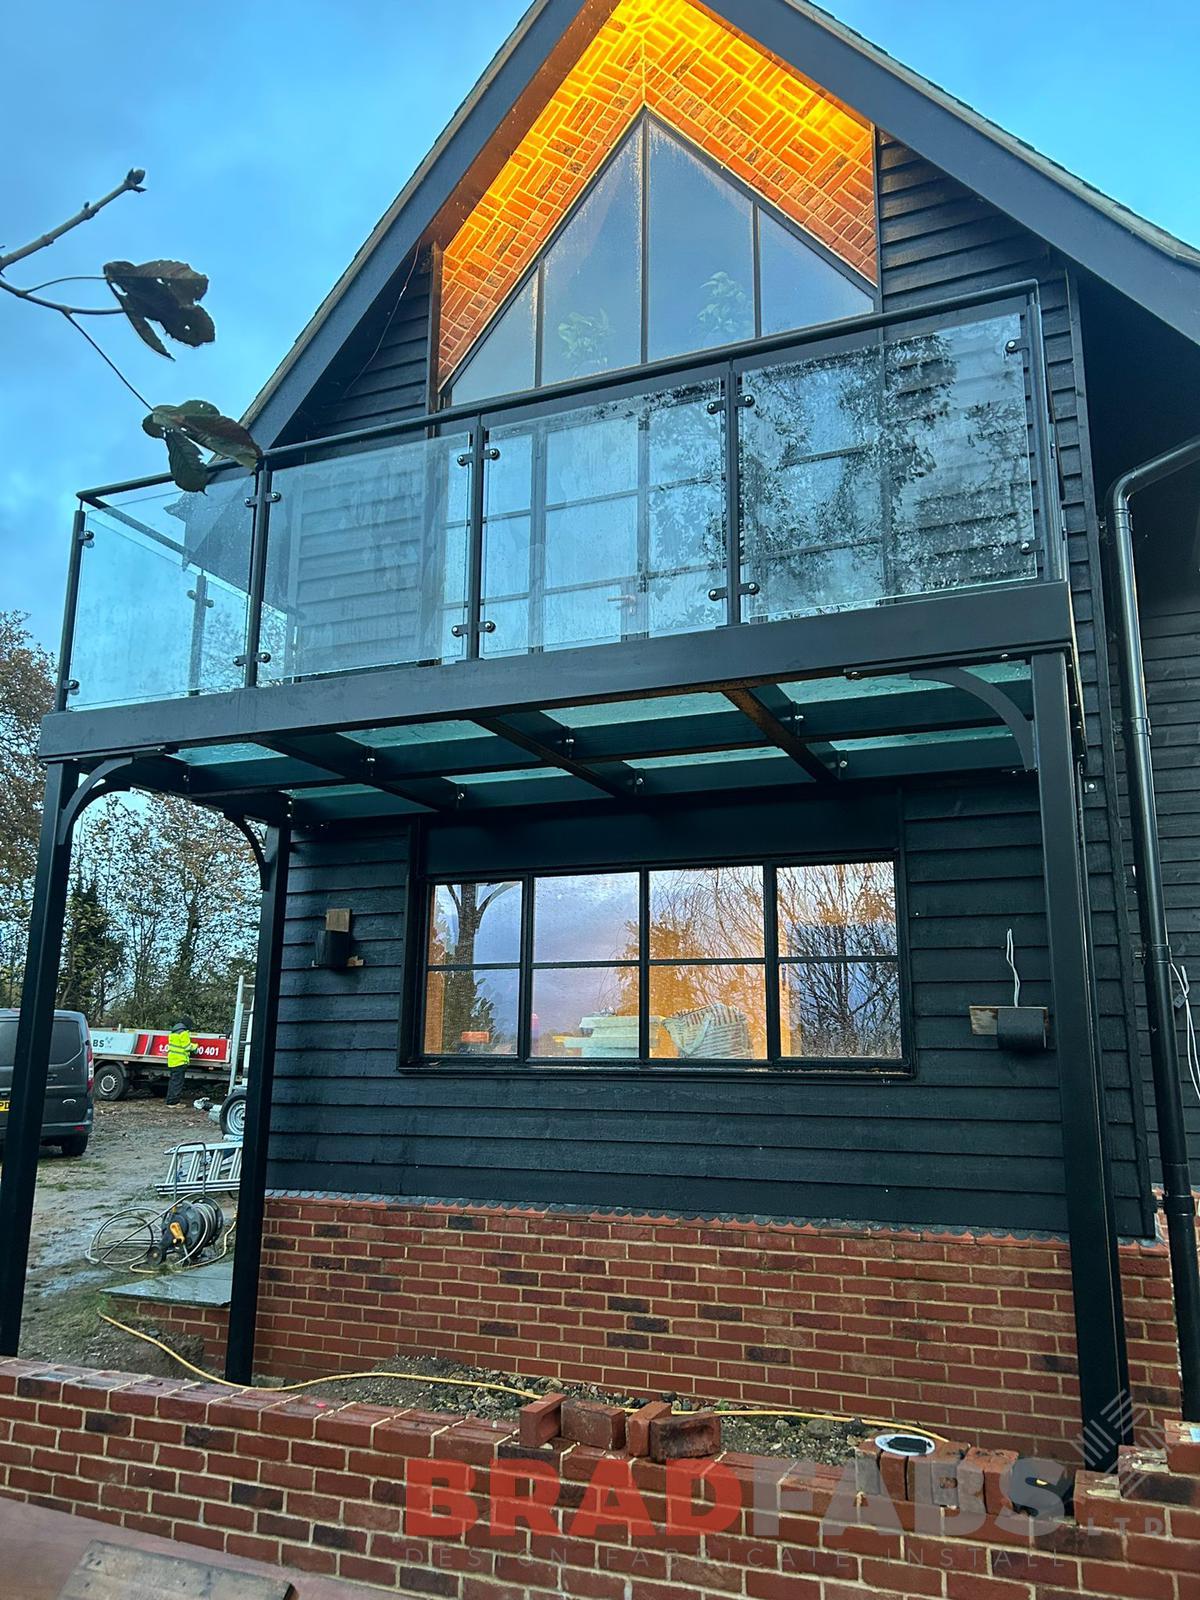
74;794;259;1031
0;171;259;489
0;614;55;1003
628;863;900;1058
426;882;519;1052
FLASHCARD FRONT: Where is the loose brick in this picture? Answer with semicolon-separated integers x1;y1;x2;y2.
519;1393;565;1448
854;1438;882;1496
911;1441;967;1509
958;1448;1018;1515
647;1410;720;1463
1120;1446;1200;1507
879;1447;909;1501
561;1399;626;1451
1165;1421;1200;1477
627;1402;672;1458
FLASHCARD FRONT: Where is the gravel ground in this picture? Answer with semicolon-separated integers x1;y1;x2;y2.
7;1095;227;1373
293;1357;866;1463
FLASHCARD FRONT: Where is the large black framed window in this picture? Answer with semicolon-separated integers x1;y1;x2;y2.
421;858;906;1071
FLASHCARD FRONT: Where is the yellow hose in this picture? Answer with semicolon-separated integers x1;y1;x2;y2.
99;1315;541;1399
99;1313;946;1441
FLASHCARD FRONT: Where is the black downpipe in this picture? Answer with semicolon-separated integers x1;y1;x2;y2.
1107;435;1200;1422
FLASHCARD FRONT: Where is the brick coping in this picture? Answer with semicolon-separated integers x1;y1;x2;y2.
264;1190;1168;1249
1;1357;1198;1599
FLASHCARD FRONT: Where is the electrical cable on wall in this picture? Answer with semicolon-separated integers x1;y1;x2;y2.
1005;927;1021;1006
1170;962;1200;1105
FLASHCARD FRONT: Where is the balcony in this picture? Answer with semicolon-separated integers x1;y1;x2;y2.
62;287;1062;721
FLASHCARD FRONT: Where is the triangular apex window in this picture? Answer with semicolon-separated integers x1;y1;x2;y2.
448;118;874;406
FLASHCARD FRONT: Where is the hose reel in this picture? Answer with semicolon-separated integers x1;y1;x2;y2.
150;1198;226;1265
89;1196;230;1272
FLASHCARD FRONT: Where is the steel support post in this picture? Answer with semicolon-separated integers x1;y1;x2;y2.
0;762;80;1354
1032;651;1131;1471
225;821;292;1384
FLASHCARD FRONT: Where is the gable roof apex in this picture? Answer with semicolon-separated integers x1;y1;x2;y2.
245;0;1200;445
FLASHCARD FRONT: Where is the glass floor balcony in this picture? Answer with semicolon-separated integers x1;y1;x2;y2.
86;658;1040;826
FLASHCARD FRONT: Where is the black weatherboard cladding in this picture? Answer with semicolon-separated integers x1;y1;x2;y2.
264;137;1150;1236
299;253;435;438
1127;574;1200;1174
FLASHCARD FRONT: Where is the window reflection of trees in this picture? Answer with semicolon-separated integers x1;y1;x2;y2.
425;881;520;1055
777;862;901;1059
423;864;901;1064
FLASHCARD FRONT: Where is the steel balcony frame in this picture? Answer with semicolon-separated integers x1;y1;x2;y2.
54;279;1064;732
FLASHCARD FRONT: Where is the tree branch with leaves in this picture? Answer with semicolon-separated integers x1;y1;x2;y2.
0;169;260;490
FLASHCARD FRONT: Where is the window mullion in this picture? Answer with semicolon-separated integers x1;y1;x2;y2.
639;115;649;369
517;877;534;1063
638;869;651;1063
764;861;781;1062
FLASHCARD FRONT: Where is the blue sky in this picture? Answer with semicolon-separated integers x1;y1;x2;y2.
2;0;1197;652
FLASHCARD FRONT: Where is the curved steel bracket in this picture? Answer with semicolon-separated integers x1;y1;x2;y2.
224;813;269;888
56;756;140;845
905;665;1037;772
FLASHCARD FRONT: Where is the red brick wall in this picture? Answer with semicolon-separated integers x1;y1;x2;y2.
2;1358;1199;1599
123;1195;1181;1463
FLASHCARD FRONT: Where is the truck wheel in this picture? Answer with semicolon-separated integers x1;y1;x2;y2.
95;1062;127;1101
59;1133;90;1158
219;1090;247;1140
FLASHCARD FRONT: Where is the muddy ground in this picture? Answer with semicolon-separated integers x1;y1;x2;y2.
12;1095;226;1374
7;1097;865;1463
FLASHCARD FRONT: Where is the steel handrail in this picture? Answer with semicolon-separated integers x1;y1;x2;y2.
75;278;1046;503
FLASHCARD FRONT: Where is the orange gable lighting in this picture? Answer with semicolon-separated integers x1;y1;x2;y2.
439;0;876;386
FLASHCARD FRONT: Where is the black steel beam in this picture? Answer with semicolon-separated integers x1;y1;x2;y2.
40;583;1075;763
434;683;1035;769
258;733;463;813
723;687;835;783
0;763;79;1354
472;711;641;800
119;755;293;826
1032;651;1131;1471
225;823;291;1384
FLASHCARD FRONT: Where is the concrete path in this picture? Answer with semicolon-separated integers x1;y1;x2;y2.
0;1496;403;1600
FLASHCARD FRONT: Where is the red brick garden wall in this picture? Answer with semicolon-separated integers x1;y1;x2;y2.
2;1357;1199;1600
123;1194;1182;1462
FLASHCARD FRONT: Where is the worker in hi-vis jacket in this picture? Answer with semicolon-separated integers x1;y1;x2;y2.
165;1016;199;1106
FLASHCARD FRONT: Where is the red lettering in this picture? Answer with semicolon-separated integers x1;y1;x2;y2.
567;1458;656;1539
665;1460;742;1534
405;1459;478;1537
490;1461;561;1535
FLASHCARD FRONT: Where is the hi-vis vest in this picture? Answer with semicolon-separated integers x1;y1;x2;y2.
167;1031;193;1069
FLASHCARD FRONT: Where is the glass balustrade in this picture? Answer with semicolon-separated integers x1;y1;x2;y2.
259;432;472;683
70;471;254;710
481;382;726;656
65;300;1052;712
738;311;1039;622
